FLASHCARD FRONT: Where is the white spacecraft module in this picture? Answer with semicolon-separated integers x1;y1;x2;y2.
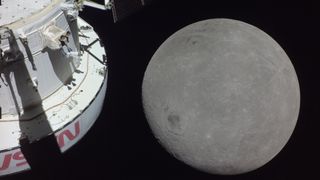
0;0;120;176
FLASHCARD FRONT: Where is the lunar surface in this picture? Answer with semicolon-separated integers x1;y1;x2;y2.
142;19;300;175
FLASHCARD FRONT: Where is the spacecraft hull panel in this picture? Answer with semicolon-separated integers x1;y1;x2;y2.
0;75;107;176
0;13;108;177
0;10;79;116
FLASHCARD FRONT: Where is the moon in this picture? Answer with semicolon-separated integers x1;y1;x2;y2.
142;19;300;175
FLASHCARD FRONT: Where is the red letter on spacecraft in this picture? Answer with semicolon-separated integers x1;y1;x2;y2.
0;154;11;171
0;151;27;171
57;121;80;148
13;151;27;167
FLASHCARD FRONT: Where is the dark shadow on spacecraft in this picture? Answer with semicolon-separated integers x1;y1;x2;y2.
0;29;63;179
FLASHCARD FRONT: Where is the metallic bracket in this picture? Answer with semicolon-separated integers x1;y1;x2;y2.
80;38;107;66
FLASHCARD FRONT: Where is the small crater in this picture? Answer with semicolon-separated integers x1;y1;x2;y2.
185;37;199;45
167;113;183;133
164;105;169;112
171;151;182;160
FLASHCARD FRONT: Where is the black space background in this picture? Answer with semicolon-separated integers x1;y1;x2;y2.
3;0;320;179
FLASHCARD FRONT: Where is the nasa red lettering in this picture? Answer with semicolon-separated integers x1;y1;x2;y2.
0;151;27;171
57;121;80;148
13;151;27;167
0;121;80;175
0;154;11;171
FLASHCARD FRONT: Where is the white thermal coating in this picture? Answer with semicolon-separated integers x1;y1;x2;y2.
0;0;53;26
